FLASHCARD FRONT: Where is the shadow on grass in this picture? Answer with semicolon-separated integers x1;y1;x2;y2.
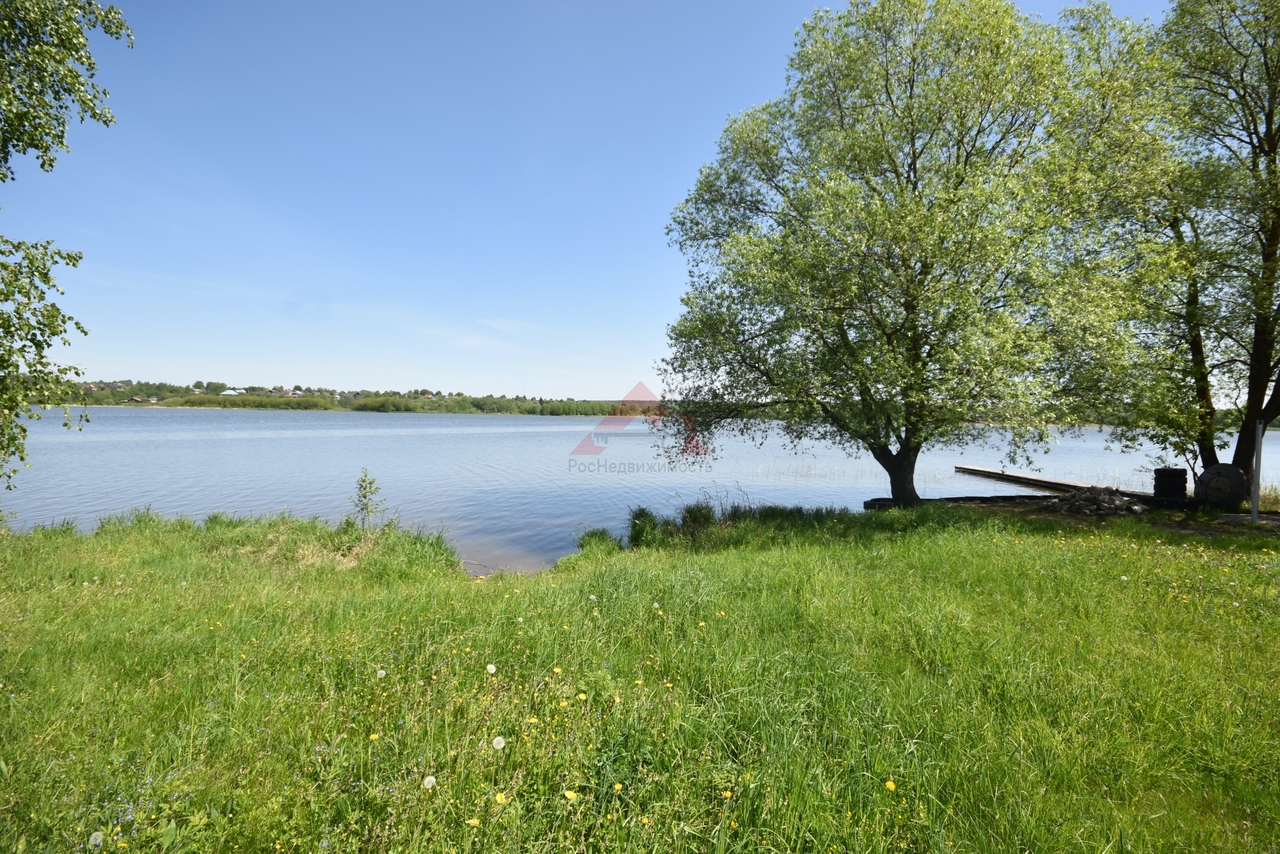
622;500;1280;555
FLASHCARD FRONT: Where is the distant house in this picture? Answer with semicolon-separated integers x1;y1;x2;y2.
104;382;126;391
81;384;98;391
219;390;239;396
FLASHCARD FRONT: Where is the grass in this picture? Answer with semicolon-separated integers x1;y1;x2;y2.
1;505;1277;851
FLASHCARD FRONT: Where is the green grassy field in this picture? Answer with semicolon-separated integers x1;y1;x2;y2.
1;506;1277;852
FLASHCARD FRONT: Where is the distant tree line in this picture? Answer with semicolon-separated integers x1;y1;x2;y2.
66;380;620;416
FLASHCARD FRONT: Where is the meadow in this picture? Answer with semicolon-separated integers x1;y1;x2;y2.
1;504;1277;852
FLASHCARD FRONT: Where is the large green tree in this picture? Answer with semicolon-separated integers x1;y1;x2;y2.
0;0;129;485
1073;0;1280;484
662;0;1102;505
1139;0;1280;480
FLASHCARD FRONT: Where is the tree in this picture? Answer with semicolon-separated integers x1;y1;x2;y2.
0;1;130;485
1064;0;1280;487
1114;0;1280;482
662;0;1087;505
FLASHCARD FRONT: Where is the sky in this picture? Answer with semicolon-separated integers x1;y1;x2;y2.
4;0;1167;399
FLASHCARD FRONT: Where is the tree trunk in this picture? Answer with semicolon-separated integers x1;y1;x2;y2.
1182;265;1220;468
870;443;922;506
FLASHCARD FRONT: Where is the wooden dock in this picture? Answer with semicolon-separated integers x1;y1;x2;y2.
954;465;1154;499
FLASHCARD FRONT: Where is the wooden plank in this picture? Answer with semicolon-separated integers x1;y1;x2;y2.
954;465;1154;499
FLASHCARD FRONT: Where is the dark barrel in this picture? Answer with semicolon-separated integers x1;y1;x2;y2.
1153;467;1188;500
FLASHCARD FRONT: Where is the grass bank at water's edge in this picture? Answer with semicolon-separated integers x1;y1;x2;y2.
1;505;1277;851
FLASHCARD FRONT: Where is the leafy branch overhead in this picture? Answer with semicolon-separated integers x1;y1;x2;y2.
0;1;132;181
0;1;130;486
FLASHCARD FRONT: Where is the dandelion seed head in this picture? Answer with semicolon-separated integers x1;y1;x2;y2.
423;775;437;789
589;594;596;601
90;831;105;848
376;669;386;679
487;664;496;675
492;736;506;750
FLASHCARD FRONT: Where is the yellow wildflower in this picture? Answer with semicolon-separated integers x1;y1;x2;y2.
564;790;578;801
495;792;508;805
466;818;480;827
885;780;896;792
369;734;379;741
613;782;623;791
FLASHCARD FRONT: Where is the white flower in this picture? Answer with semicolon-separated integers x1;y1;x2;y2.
377;669;386;679
589;595;596;601
486;664;496;675
492;736;506;750
517;617;523;623
653;602;659;609
89;831;104;848
423;775;437;789
1120;576;1128;581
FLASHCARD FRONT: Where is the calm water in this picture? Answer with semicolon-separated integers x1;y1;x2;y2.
6;407;1277;571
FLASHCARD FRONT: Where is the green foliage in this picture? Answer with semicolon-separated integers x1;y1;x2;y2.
0;508;1276;850
165;393;337;410
0;1;131;180
628;506;662;548
0;239;87;485
575;527;622;554
664;0;1087;506
0;0;130;485
349;468;388;530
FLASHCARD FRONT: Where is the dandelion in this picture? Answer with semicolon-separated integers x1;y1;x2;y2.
722;790;732;799
527;716;538;723
577;692;587;700
885;780;896;792
589;595;596;601
369;733;380;741
517;617;523;623
487;664;496;675
564;790;578;801
423;775;437;789
90;831;105;848
552;667;562;674
641;817;650;825
376;669;386;679
495;792;508;805
613;783;623;791
653;602;659;609
492;736;506;750
466;818;480;827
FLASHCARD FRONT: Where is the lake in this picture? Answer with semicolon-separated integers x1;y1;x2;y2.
6;407;1274;571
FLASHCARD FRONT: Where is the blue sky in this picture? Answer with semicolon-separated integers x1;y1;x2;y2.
4;0;1166;399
